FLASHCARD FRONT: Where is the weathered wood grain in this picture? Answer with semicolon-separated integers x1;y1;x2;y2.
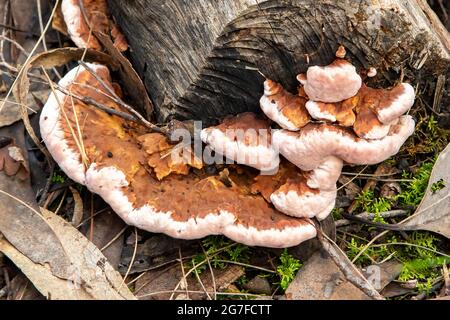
109;0;450;124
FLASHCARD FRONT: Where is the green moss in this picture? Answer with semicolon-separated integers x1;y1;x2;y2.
276;249;301;290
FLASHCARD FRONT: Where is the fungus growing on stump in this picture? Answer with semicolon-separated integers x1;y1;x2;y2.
200;112;280;172
40;45;416;247
40;63;317;248
250;46;415;221
61;0;128;51
259;79;310;131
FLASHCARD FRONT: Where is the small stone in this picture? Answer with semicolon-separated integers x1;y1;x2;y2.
243;276;272;295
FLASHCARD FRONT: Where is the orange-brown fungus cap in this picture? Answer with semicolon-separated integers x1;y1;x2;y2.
40;63;317;248
260;79;310;131
62;0;128;51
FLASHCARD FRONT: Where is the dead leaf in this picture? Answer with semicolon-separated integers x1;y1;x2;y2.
285;250;373;300
397;142;450;238
51;1;68;36
85;209;126;270
11;47;118;116
242;276;272;295
0;122;71;279
361;260;403;292
380;281;415;298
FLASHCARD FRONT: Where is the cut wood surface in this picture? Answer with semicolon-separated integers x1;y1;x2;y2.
109;0;450;125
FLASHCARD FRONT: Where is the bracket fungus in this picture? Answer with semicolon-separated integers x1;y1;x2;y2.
61;0;128;51
40;44;415;248
246;45;415;223
200;112;280;172
259;79;310;131
40;63;317;248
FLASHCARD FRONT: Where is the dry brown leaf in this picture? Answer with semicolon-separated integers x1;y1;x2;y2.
94;32;154;118
397;142;450;238
0;90;49;128
39;208;136;300
285;250;373;300
0;236;92;300
12;47;117;115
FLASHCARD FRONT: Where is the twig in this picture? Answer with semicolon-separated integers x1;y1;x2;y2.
337;165;368;191
351;230;389;264
100;225;128;251
213;260;276;273
36;0;61;79
335;210;408;228
169;243;237;300
201;243;217;300
316;223;384;300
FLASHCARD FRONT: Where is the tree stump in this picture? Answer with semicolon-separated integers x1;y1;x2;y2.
109;0;449;125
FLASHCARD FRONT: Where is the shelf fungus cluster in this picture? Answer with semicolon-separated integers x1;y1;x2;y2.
202;46;415;228
40;46;415;248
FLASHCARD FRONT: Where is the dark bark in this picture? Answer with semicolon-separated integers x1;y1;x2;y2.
109;0;450;125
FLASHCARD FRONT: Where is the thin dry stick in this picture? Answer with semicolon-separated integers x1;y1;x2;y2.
126;254;198;287
201;244;217;300
369;243;450;259
0;0;61;114
78;60;164;133
193;266;212;300
89;194;94;242
54;188;67;215
178;248;190;300
76;207;109;228
54;84;138;122
351;192;450;263
337;165;368;191
335;209;408;228
0;34;29;56
169;243;237;300
42;68;88;168
120;227;138;290
352;230;389;264
317;228;384;300
36;0;61;79
213;260;275;274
